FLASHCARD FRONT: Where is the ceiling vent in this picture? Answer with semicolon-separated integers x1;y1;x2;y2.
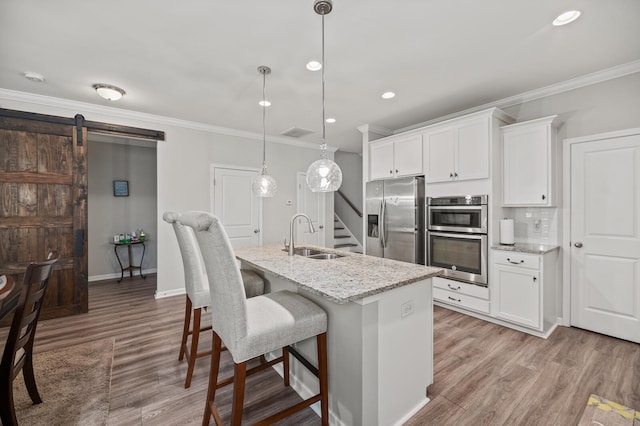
281;127;314;138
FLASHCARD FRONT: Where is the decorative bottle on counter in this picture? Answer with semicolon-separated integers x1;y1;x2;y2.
139;229;146;241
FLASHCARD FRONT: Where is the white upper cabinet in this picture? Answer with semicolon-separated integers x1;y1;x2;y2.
501;115;558;206
369;139;395;180
369;133;422;180
424;117;490;183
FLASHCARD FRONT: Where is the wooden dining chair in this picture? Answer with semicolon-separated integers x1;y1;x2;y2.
0;252;59;426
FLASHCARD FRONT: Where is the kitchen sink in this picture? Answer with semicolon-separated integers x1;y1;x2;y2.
283;247;345;259
306;253;344;260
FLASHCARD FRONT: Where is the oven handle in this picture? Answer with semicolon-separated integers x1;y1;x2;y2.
427;231;486;240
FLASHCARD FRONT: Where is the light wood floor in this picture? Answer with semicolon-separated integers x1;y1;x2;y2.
2;275;639;425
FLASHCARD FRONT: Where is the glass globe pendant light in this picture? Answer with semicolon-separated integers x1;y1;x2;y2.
306;0;342;192
252;65;277;197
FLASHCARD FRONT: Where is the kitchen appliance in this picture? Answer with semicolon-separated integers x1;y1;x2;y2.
426;195;488;285
366;176;425;264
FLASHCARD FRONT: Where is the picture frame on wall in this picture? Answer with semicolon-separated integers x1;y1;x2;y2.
113;180;129;197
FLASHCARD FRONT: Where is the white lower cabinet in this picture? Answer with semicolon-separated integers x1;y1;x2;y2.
433;277;490;314
434;249;559;336
492;250;558;333
494;265;541;329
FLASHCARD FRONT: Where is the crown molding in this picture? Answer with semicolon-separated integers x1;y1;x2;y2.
357;124;393;137
396;59;640;134
0;88;338;152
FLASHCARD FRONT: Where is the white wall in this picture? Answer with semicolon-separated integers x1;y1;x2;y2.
88;140;157;280
334;151;363;243
0;93;333;296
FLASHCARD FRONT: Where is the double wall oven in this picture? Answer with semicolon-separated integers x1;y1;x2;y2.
426;195;488;286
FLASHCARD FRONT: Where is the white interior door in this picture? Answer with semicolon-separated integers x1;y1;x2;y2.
296;173;326;247
570;133;640;343
212;165;261;249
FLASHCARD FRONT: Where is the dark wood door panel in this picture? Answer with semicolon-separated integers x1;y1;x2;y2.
0;112;87;324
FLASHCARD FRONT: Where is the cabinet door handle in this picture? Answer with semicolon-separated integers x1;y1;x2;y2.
574;242;583;248
253;229;260;234
449;172;454;178
454;172;458;178
447;284;461;291
448;296;461;303
541;194;546;200
532;276;537;282
506;258;524;265
389;170;393;175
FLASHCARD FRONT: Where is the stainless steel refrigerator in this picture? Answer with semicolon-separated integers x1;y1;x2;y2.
365;176;425;264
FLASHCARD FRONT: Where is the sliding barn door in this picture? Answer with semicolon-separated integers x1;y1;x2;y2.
0;115;88;320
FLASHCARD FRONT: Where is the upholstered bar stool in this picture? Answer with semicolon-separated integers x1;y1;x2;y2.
179;212;328;426
163;211;265;388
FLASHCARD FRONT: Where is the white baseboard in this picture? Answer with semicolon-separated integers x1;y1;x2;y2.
88;268;157;283
154;287;186;299
392;397;431;426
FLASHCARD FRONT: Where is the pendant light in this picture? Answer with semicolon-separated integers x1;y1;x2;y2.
252;66;277;197
306;0;342;193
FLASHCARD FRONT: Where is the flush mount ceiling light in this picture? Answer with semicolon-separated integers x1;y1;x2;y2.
252;66;277;198
306;0;342;193
92;83;125;101
23;72;45;82
553;10;581;26
381;91;396;99
306;60;322;71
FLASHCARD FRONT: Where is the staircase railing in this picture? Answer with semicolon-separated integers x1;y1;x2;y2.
336;189;362;218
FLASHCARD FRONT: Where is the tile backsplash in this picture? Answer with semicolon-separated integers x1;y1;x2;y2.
506;207;558;245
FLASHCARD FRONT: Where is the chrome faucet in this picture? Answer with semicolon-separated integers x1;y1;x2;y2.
288;213;316;255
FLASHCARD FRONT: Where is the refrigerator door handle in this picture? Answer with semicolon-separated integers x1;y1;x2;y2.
381;199;387;248
377;200;384;248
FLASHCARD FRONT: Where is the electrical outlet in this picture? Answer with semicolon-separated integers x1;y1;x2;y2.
533;219;541;233
401;300;414;318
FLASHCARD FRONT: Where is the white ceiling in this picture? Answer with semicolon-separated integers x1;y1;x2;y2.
1;0;639;153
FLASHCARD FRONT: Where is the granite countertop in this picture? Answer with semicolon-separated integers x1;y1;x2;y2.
234;245;442;304
491;243;560;255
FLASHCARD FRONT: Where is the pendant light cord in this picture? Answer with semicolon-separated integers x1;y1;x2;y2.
321;13;327;160
262;71;267;169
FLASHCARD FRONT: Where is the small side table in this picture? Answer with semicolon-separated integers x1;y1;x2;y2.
111;240;147;283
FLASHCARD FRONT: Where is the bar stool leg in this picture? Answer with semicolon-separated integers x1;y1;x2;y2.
185;307;202;388
282;346;290;387
317;333;329;426
179;296;192;361
231;362;247;426
203;333;223;426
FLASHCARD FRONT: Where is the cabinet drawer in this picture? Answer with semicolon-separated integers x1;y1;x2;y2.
434;287;490;314
433;276;489;300
493;251;539;270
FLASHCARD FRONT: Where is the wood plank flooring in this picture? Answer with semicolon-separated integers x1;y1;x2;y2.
2;275;638;425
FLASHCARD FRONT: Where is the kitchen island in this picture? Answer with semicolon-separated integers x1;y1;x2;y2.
234;245;442;426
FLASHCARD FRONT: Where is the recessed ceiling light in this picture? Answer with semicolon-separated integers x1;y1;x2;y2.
306;61;322;71
23;72;45;82
259;100;271;107
382;91;396;99
553;10;581;26
326;118;336;124
93;84;125;101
